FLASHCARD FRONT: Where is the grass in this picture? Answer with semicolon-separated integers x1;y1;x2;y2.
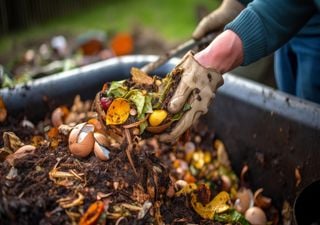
0;0;219;55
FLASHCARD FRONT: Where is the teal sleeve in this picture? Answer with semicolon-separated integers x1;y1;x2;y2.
238;0;252;7
225;0;317;65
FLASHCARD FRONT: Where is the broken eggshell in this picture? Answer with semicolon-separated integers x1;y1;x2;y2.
51;106;69;127
93;132;111;161
234;187;254;214
253;188;272;209
68;122;95;157
245;206;267;225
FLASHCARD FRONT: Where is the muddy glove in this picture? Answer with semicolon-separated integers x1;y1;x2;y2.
159;51;223;143
192;0;244;40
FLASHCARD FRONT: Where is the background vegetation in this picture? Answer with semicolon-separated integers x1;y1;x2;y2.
0;0;219;55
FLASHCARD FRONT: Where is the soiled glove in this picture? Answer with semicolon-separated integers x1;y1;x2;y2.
159;51;223;143
192;0;244;40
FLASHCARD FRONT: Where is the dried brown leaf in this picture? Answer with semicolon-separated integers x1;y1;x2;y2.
0;97;7;122
131;67;154;85
5;145;36;166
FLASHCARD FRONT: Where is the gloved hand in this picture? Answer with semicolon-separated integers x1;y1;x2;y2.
192;0;244;40
159;51;223;143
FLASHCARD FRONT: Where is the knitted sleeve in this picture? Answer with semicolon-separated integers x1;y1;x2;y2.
225;0;316;65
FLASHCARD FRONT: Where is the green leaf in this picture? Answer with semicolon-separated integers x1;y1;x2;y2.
182;103;192;111
172;112;183;121
107;80;128;98
126;90;145;117
214;209;250;225
142;94;153;114
218;165;239;191
171;103;191;121
139;120;148;134
1;73;14;88
153;74;174;109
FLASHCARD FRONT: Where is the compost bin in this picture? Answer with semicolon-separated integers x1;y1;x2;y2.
1;55;320;224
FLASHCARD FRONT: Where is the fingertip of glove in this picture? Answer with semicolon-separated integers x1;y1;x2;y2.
192;30;202;41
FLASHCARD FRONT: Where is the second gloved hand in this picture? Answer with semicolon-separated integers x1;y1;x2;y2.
192;0;244;40
159;51;223;143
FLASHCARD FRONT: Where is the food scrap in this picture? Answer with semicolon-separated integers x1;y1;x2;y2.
0;80;287;225
94;66;187;138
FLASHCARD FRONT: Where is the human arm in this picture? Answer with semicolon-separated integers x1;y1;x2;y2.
160;0;317;142
225;0;317;65
192;0;245;40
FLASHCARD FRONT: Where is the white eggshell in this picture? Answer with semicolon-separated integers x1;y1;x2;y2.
245;206;267;225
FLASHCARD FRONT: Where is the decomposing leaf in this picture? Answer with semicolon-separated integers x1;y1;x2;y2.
130;67;154;85
3;132;24;152
295;167;302;187
47;127;59;139
191;191;230;219
142;95;153;114
215;139;231;168
137;200;152;219
197;183;212;205
106;98;130;125
107;80;128;98
57;192;84;209
126;90;145;116
0;97;7;122
153;75;174;109
214;209;250;225
6;145;36;166
175;183;197;197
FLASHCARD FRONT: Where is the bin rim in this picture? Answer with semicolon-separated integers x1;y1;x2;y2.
1;54;319;129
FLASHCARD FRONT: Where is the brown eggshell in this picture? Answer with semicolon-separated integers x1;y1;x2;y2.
51;107;63;127
93;132;109;146
253;188;272;209
93;132;110;161
68;123;94;157
234;187;254;213
245;206;267;225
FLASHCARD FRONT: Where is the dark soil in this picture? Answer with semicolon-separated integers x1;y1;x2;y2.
0;114;220;225
0;108;281;225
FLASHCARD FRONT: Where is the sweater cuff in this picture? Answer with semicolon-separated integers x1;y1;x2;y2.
224;8;267;66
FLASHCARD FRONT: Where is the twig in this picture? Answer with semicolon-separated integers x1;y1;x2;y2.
124;128;137;176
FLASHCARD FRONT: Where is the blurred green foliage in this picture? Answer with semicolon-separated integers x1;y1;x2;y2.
0;0;219;54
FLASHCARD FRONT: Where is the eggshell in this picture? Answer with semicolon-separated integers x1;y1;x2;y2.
234;187;254;213
68;123;94;157
245;206;267;225
51;107;63;127
94;142;110;161
93;132;110;161
93;132;109;146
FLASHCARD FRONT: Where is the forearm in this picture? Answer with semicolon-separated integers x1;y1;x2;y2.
195;30;243;74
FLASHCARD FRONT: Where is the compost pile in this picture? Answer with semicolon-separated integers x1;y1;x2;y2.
0;71;284;225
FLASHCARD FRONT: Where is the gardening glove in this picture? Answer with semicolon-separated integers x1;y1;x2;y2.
192;0;244;40
159;51;223;143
